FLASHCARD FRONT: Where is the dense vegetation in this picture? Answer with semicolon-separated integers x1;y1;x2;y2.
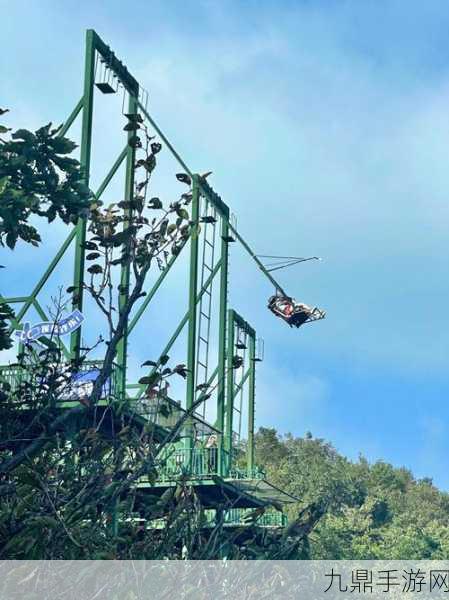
1;109;447;560
0;111;309;560
255;427;449;559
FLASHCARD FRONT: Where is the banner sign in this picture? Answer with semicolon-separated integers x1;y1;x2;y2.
14;309;84;345
60;368;111;401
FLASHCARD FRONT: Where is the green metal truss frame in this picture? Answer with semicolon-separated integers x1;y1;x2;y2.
1;28;290;480
225;309;256;477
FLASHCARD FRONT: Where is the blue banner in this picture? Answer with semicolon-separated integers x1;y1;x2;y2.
14;309;84;345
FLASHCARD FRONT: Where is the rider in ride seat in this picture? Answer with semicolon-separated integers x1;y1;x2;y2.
268;294;321;328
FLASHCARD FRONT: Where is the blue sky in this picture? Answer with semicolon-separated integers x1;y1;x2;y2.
2;1;449;487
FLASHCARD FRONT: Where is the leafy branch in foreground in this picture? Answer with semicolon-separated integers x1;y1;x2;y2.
0;111;91;249
0;110;323;560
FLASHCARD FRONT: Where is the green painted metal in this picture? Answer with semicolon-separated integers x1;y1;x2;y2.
127;236;189;336
216;218;229;476
229;224;287;295
156;446;221;482
58;97;83;138
139;100;286;295
137;103;192;178
186;175;200;417
88;29;138;96
232;368;250;399
248;334;256;475
1;297;29;304
0;30;299;522
94;146;128;200
68;29;139;362
225;309;235;474
232;308;256;339
134;258;222;399
9;229;77;332
70;29;96;360
0;360;121;399
116;94;138;394
223;310;257;476
7;146;128;336
32;299;48;322
203;508;287;528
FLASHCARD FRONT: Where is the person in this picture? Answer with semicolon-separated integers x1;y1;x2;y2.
205;434;218;473
268;294;319;327
290;303;312;327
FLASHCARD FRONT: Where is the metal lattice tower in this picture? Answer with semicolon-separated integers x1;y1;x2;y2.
0;30;309;517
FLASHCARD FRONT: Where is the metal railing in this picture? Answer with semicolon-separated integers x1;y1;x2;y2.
0;360;122;402
155;446;266;482
147;508;287;530
134;396;184;428
204;508;287;528
228;465;266;481
156;446;223;482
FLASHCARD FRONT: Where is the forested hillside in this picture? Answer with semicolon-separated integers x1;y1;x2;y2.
255;428;449;559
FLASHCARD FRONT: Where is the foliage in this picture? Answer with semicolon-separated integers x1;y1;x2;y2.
2;106;445;560
254;428;449;559
0;302;14;351
0;111;314;560
0;111;91;250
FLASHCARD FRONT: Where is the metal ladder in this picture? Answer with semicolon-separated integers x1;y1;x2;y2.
195;198;217;418
232;327;248;446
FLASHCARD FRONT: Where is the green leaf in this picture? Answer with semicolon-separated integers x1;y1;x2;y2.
128;135;141;149
138;372;160;386
11;128;35;142
0;175;9;194
6;231;16;249
82;241;98;251
50;136;78;154
148;197;163;210
176;208;189;221
141;360;158;367
87;264;103;275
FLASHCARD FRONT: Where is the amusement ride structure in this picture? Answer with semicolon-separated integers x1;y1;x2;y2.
0;30;325;532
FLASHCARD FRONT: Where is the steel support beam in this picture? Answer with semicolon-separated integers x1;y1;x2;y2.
127;236;189;336
70;29;96;360
224;310;257;478
9;229;77;331
135;259;222;399
7;146;127;334
247;335;256;475
1;297;29;304
116;94;138;395
217;218;229;476
138;102;287;295
58;97;83;138
95;146;127;200
186;175;200;413
225;309;236;475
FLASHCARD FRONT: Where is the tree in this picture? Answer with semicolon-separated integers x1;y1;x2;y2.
0;114;91;250
0;111;311;559
0;109;91;351
255;428;449;560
